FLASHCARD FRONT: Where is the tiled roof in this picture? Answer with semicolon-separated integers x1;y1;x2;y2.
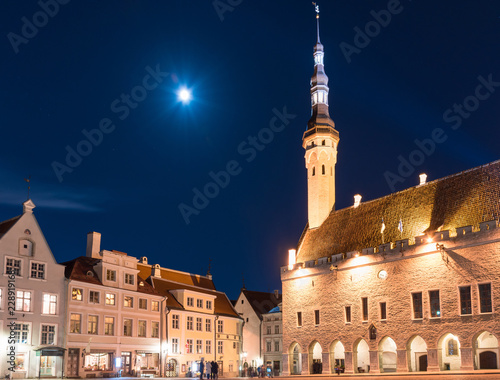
0;215;21;238
138;264;216;290
297;160;500;262
242;289;282;319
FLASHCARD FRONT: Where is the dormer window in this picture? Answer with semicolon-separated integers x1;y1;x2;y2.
124;273;134;285
187;297;194;307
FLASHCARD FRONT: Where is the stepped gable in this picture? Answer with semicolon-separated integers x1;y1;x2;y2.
297;160;500;262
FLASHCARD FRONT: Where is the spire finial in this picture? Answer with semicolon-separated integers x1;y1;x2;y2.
313;2;320;43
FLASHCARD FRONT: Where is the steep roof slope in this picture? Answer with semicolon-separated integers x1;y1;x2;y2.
298;160;500;262
242;289;282;319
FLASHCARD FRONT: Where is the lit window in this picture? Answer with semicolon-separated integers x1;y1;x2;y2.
172;338;179;353
151;321;159;338
123;319;132;336
187;297;194;307
124;296;133;308
70;314;81;333
88;315;98;334
196;340;203;354
172;314;179;329
206;300;212;309
105;317;114;336
186;339;193;354
429;290;441;318
106;270;116;282
197;299;203;308
138;320;147;337
13;323;30;344
105;293;115;306
206;319;211;332
41;325;56;345
16;291;31;312
459;286;472;315
196;318;202;331
187;316;193;330
72;288;83;301
139;299;147;310
6;258;21;276
124;273;134;285
479;283;492;313
205;340;212;354
217;320;223;333
89;291;99;304
447;339;458;356
151;301;159;311
42;294;57;315
31;262;45;279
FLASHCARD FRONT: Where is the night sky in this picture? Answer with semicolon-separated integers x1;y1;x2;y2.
1;1;499;299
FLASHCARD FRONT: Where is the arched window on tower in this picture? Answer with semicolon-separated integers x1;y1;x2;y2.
322;165;325;175
312;167;316;176
322;140;326;146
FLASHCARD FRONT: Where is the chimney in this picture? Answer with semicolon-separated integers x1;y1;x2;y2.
86;232;101;258
274;289;279;299
419;173;427;186
139;256;148;264
152;264;162;278
353;194;362;208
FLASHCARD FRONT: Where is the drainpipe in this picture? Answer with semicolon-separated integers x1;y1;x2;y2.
214;315;219;362
160;297;169;377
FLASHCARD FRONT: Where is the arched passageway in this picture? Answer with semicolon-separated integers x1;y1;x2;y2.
438;333;461;371
353;339;370;373
407;335;427;372
308;341;322;374
474;331;499;369
289;343;302;375
329;340;345;373
379;337;397;373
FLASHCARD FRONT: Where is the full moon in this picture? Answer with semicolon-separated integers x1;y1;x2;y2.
177;87;192;104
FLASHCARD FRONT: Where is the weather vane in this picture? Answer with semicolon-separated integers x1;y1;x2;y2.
312;2;320;17
24;176;31;200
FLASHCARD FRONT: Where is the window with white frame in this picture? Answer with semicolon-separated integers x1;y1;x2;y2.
42;294;57;315
172;338;179;353
187;316;193;330
197;299;203;308
104;317;114;336
205;340;211;354
124;273;134;285
89;291;99;304
187;297;194;307
151;321;159;338
205;318;211;332
41;325;56;345
70;314;81;333
72;288;83;301
16;290;31;312
186;339;193;354
217;341;223;354
123;319;132;336
124;296;133;308
6;258;21;276
151;301;159;311
139;299;147;310
31;262;45;279
106;270;116;282
138;320;147;337
13;323;30;344
196;339;202;354
206;300;212;309
217;320;223;333
196;317;202;331
88;315;98;334
105;293;115;306
172;314;179;329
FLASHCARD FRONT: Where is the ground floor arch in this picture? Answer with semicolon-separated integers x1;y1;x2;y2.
438;333;461;371
308;341;322;374
353;339;370;373
379;336;397;373
474;331;499;370
407;335;427;372
288;343;302;375
165;358;178;377
329;340;345;373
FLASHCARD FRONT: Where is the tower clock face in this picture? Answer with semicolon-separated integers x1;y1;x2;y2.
378;270;388;280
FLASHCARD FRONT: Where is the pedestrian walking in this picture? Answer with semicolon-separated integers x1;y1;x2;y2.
211;361;215;380
205;361;211;380
200;359;204;380
213;361;218;380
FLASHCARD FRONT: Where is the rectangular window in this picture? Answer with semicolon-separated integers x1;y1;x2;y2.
172;338;179;353
275;341;280;351
217;320;223;333
196;339;203;354
206;340;212;354
206;300;212;309
42;294;57;315
72;288;83;301
266;341;271;352
89;291;99;304
362;297;368;321
187;297;194;307
429;290;441;318
151;300;159;311
138;320;147;337
124;296;133;308
380;302;387;320
196;317;202;331
274;325;279;334
105;317;114;336
217;341;223;354
31;262;45;279
186;339;193;354
412;292;423;319
187;316;193;330
139;298;147;310
206;318;211;332
172;314;179;329
197;299;203;308
123;319;132;336
314;310;320;325
13;323;30;344
266;326;271;335
70;314;81;333
106;270;116;281
6;258;21;276
151;321;159;338
345;306;351;323
105;293;115;305
88;315;98;334
41;325;55;345
478;283;492;313
16;290;31;312
124;273;134;285
297;312;302;327
459;286;472;315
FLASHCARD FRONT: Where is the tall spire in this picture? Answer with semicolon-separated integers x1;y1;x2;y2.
314;2;320;43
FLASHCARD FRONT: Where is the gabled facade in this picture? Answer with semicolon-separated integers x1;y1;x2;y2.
261;304;283;376
233;289;281;374
0;200;66;379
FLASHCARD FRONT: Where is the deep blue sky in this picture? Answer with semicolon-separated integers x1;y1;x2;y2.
1;1;499;299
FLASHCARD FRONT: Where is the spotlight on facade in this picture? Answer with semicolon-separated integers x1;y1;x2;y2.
427;237;433;243
288;249;296;270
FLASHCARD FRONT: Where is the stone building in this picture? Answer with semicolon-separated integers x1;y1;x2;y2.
0;200;66;379
280;10;500;376
233;289;281;375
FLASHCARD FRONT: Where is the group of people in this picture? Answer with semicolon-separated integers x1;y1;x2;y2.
198;360;218;379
